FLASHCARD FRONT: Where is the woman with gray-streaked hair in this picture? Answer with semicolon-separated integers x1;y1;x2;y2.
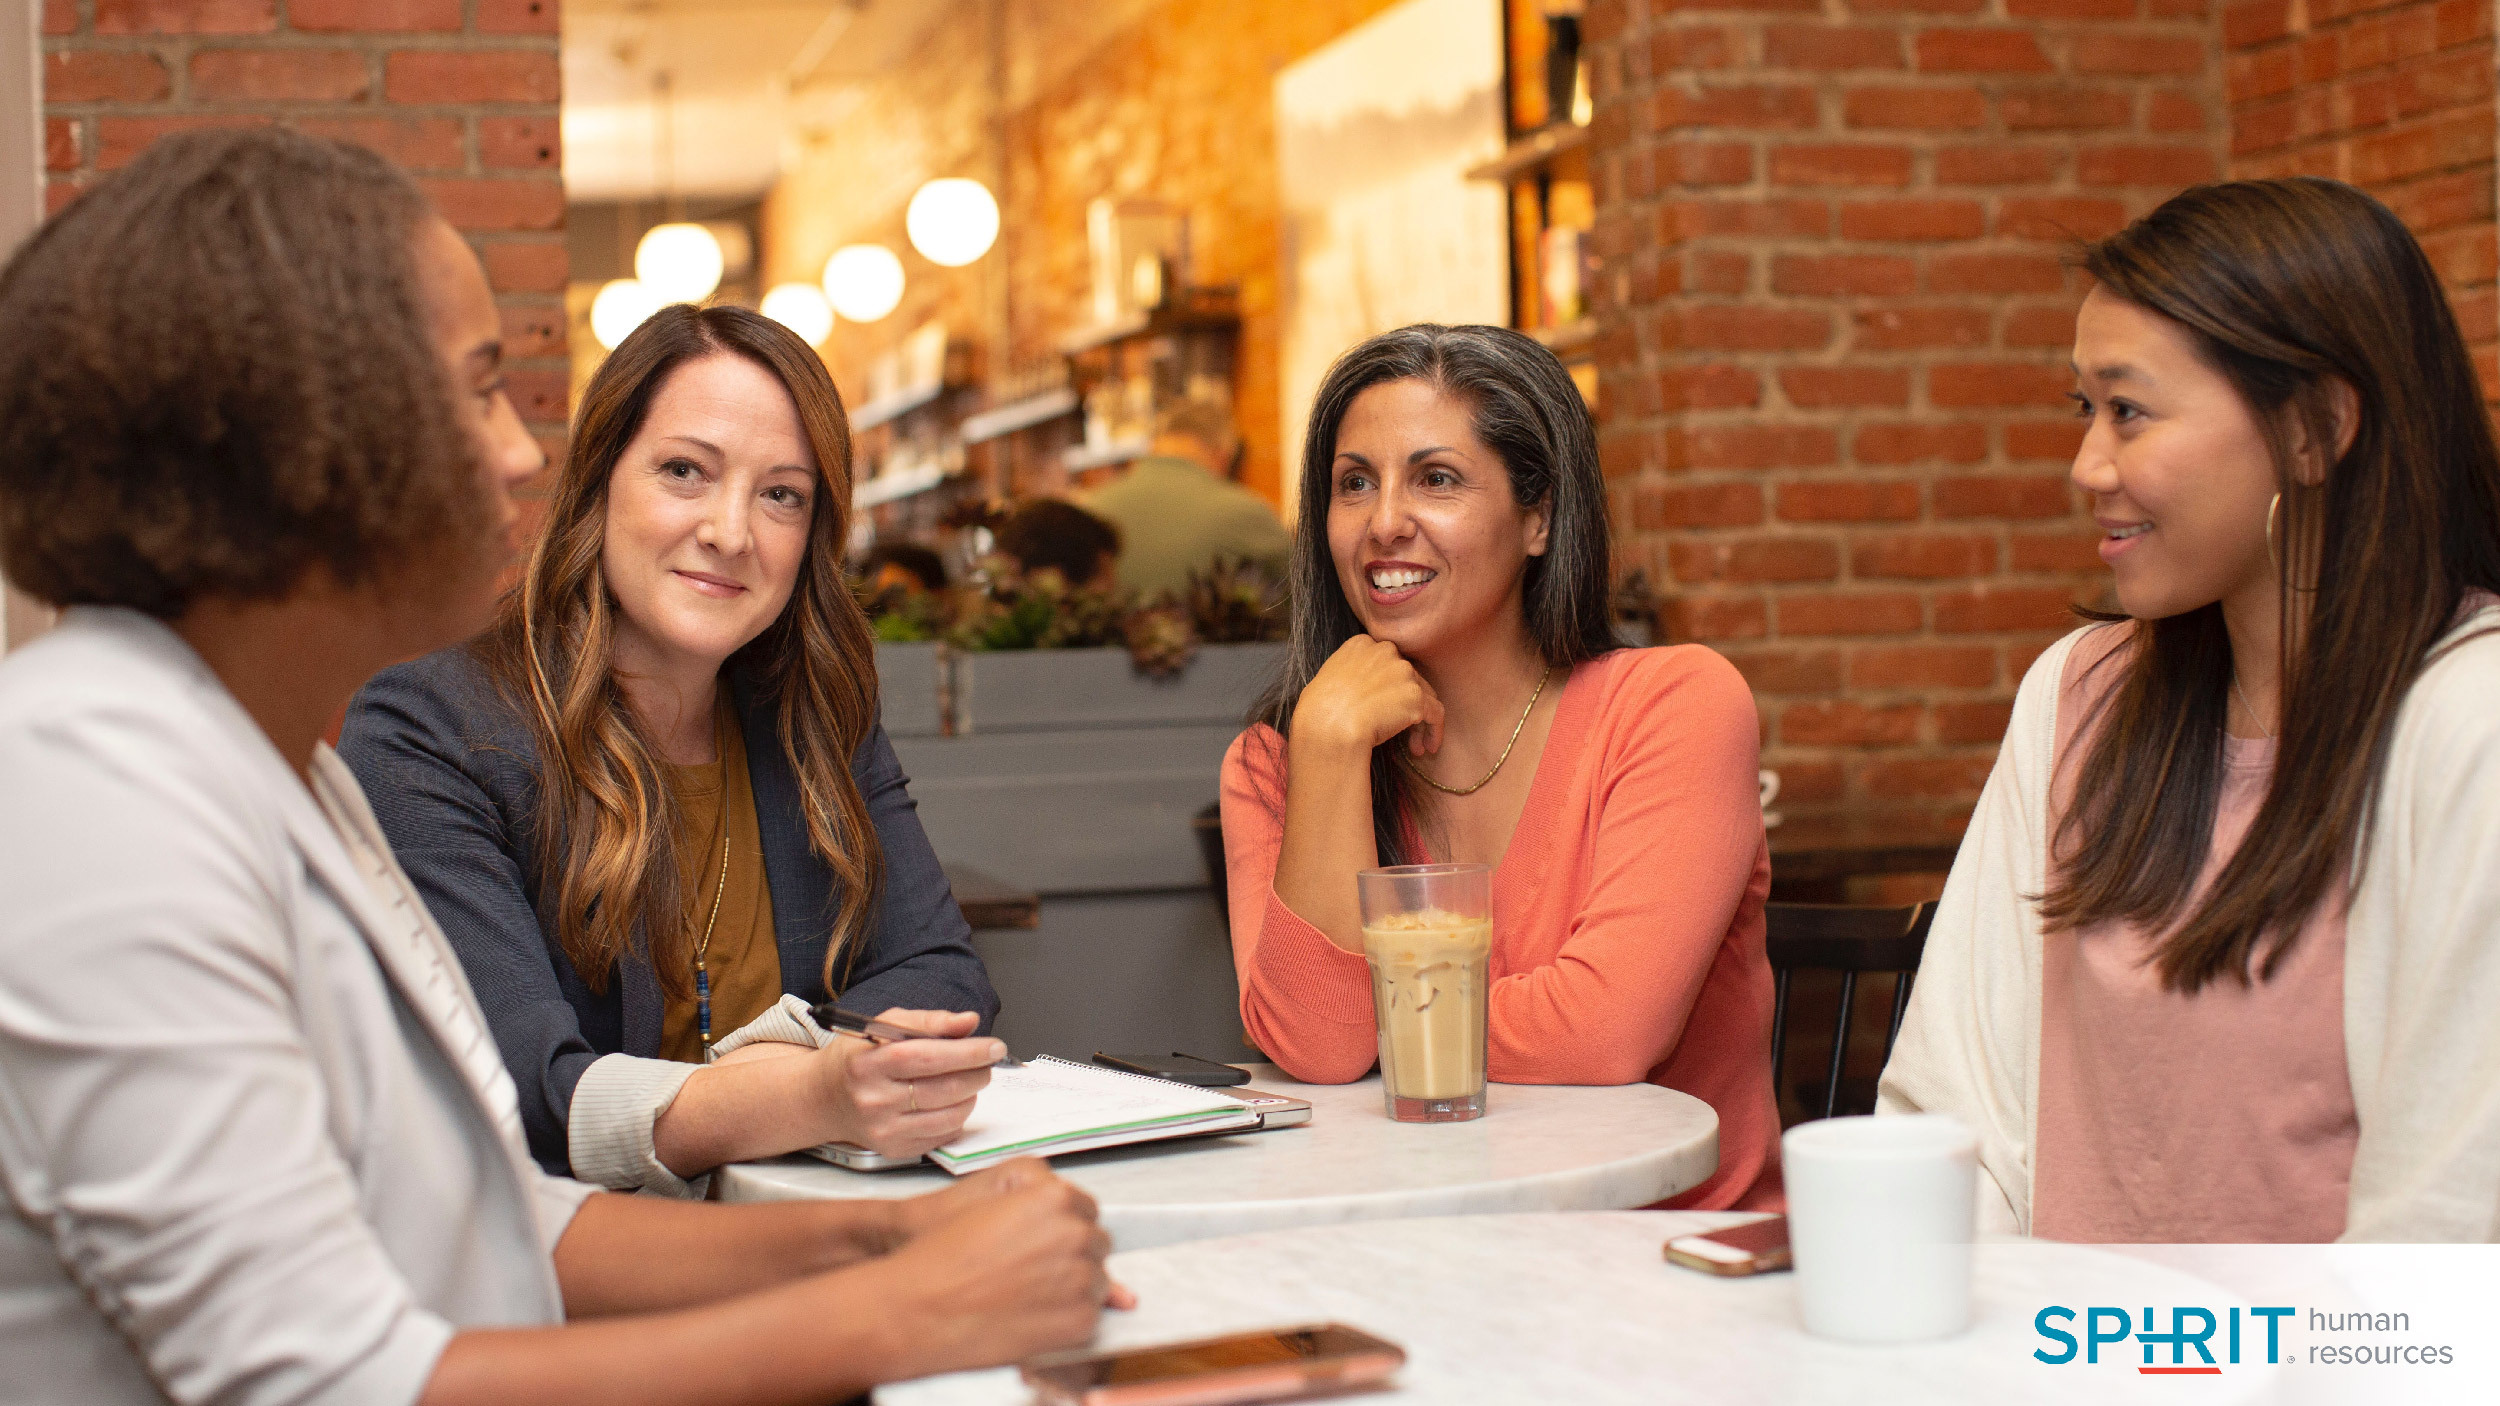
1220;324;1782;1210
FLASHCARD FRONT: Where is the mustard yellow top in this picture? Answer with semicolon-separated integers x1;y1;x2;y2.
659;704;781;1063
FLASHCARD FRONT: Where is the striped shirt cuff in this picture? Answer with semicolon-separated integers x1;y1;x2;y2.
566;1052;702;1198
707;993;830;1055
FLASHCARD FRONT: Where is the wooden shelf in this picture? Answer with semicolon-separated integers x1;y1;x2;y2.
1466;121;1590;183
1055;287;1243;356
849;381;950;432
960;387;1080;446
852;463;956;509
1531;318;1598;356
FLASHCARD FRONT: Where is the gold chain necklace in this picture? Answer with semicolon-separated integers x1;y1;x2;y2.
692;794;730;1054
1400;665;1555;797
2230;675;2276;741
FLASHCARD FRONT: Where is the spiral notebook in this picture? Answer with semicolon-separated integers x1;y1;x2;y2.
927;1055;1264;1175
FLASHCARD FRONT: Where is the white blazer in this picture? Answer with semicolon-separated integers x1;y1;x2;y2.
0;608;595;1405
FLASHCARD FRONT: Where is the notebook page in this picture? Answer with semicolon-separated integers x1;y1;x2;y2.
935;1056;1256;1163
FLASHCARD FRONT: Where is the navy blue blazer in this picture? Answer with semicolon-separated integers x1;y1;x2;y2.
339;644;998;1176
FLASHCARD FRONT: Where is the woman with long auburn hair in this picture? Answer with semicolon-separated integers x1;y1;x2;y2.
1879;178;2500;1242
1221;325;1782;1210
341;303;1000;1195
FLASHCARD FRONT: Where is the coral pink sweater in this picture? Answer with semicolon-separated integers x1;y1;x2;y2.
1219;646;1781;1210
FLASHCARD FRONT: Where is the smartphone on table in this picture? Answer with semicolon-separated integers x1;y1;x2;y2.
1093;1052;1251;1087
1022;1323;1404;1406
1663;1215;1791;1276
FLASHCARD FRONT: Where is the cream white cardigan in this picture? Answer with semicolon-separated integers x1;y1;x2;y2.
1877;605;2500;1243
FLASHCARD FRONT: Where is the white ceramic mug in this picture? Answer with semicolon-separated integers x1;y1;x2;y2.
1782;1114;1977;1344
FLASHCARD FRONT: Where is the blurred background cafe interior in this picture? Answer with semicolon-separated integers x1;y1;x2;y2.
23;0;2468;1127
555;0;1647;1080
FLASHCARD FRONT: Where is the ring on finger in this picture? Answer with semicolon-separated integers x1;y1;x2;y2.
907;1079;918;1114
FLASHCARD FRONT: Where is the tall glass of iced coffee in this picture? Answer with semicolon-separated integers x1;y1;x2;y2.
1356;863;1493;1122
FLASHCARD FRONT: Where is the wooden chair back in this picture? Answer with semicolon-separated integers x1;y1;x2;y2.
1765;900;1936;1123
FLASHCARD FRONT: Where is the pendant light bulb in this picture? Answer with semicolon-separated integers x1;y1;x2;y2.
760;282;835;347
905;177;1001;268
821;244;905;323
635;222;725;304
590;278;663;351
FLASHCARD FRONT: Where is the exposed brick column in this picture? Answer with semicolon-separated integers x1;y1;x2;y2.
1583;0;2222;854
41;0;571;461
2225;0;2497;397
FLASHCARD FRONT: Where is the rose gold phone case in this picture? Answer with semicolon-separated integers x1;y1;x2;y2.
1663;1240;1793;1276
1022;1325;1405;1406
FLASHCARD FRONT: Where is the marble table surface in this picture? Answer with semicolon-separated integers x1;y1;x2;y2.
715;1065;1718;1252
876;1212;2269;1405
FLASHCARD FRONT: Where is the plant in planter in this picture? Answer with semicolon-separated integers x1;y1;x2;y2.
1177;556;1288;645
859;543;1290;678
1122;602;1197;677
944;554;1128;652
858;581;946;643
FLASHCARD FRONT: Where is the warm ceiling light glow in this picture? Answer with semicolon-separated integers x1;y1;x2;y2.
634;221;725;304
590;278;664;350
905;177;1001;267
760;282;835;346
821;244;905;323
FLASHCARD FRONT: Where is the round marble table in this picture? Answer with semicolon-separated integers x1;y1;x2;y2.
876;1212;2270;1405
715;1064;1718;1252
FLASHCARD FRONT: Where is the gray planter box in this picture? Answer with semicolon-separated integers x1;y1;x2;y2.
895;726;1241;895
889;641;1287;1062
951;642;1285;734
871;641;945;738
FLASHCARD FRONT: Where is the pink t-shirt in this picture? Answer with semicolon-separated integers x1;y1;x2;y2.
2032;625;2357;1243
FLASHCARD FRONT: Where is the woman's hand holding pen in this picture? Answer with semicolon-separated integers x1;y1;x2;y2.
811;1008;1001;1159
696;1008;997;1158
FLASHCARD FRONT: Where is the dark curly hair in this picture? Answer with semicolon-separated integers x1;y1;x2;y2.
0;127;482;617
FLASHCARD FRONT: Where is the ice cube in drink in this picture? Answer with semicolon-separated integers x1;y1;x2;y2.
1360;907;1492;1122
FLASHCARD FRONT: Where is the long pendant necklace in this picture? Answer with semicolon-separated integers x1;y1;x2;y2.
692;815;729;1054
1400;665;1556;797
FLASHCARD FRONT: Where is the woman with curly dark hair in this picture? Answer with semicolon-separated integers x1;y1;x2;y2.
0;127;1112;1406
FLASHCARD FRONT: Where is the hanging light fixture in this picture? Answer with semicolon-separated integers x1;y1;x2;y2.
821;244;905;323
905;177;1000;267
590;278;663;350
634;221;725;305
760;282;835;346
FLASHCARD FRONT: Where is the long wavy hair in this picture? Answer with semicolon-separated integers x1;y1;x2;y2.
1251;324;1621;864
476;304;883;999
2040;179;2500;990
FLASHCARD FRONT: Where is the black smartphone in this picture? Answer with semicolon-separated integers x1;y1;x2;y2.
1093;1051;1251;1087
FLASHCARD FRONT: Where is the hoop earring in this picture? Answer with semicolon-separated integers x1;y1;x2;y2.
2266;492;2280;572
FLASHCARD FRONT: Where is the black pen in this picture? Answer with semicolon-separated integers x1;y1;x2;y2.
809;1002;1024;1068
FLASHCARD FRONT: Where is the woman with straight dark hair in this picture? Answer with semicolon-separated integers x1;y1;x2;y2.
0;126;1110;1406
341;304;999;1195
1880;178;2500;1243
1219;324;1782;1209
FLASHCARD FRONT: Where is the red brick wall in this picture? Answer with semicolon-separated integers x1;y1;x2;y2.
40;0;571;456
2225;0;2497;395
1583;0;2223;853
